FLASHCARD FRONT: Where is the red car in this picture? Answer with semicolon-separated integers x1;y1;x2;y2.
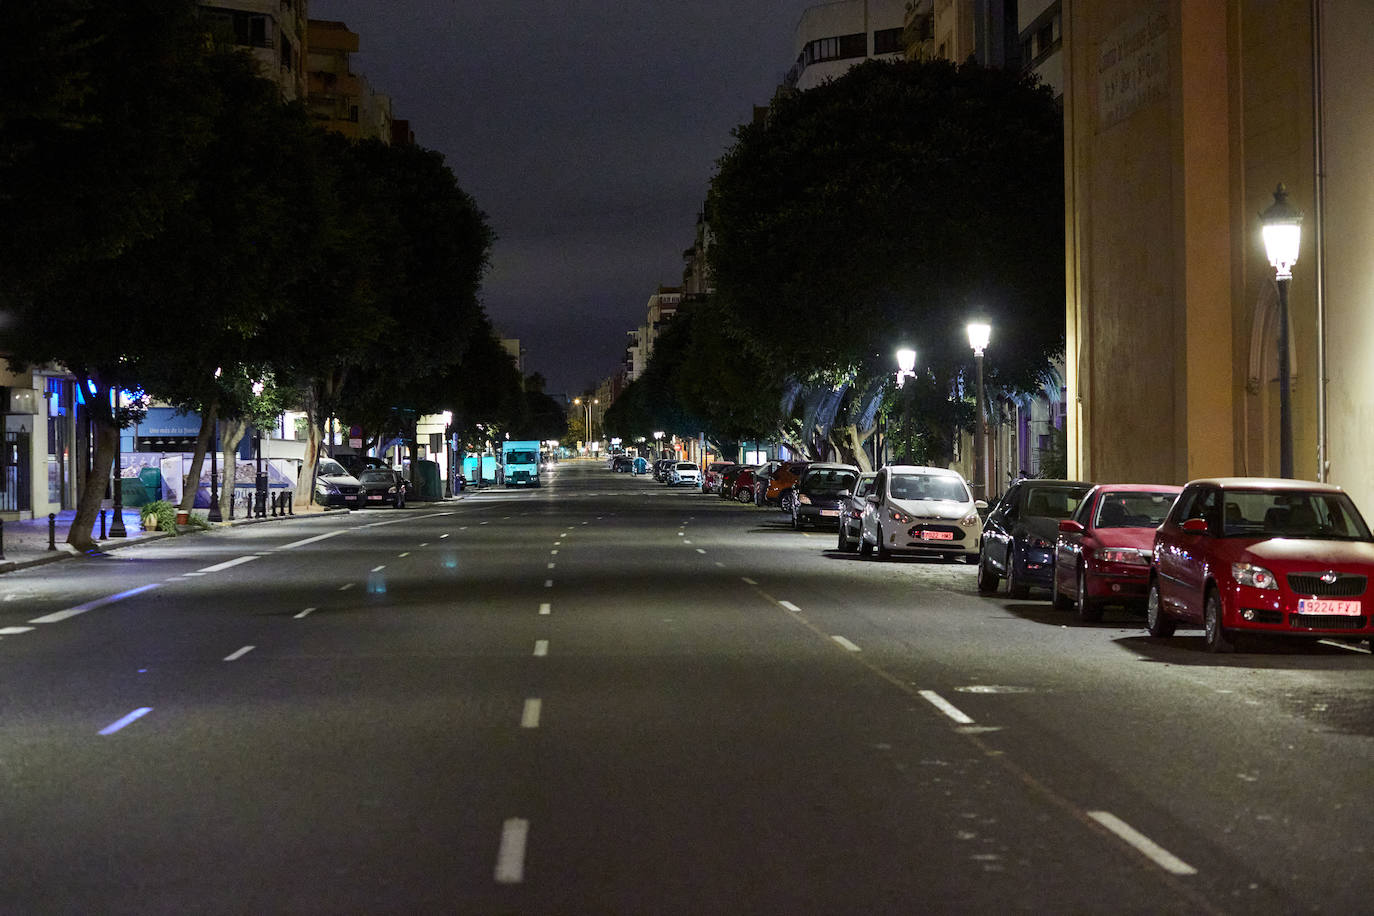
1053;483;1182;621
726;465;761;503
1147;477;1374;653
703;462;736;494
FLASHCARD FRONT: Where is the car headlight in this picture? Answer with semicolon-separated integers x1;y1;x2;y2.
1232;562;1278;589
1099;548;1149;566
959;512;980;528
387;486;397;494
889;509;912;524
798;493;812;505
316;481;339;495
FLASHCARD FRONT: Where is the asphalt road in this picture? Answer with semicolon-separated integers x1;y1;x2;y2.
1;459;1370;914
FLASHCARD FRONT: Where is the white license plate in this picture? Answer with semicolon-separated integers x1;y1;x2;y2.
1297;598;1362;616
819;509;839;517
919;530;954;541
368;495;384;501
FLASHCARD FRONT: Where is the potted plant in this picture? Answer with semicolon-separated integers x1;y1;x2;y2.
139;500;178;535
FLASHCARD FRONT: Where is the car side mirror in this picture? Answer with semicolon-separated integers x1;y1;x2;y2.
1058;519;1084;534
974;499;988;510
866;494;880;504
839;489;852;498
1181;518;1209;534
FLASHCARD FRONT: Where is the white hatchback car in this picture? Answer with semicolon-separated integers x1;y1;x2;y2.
859;465;985;562
669;462;702;487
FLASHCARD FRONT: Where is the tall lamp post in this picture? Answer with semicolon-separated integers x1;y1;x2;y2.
573;397;598;455
895;347;917;464
967;322;991;500
108;388;127;538
1260;183;1303;479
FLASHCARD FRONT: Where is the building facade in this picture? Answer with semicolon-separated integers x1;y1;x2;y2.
201;0;309;100
786;0;908;91
1064;0;1374;514
306;20;393;142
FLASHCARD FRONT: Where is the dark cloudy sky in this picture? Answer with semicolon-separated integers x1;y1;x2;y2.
310;1;803;398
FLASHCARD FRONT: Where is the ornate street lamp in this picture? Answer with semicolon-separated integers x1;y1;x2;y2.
967;321;991;499
894;348;917;464
109;388;127;538
1260;183;1303;479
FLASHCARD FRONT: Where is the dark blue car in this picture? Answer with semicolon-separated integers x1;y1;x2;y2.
977;479;1093;598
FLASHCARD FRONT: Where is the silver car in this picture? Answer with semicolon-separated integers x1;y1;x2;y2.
836;472;878;552
859;465;985;562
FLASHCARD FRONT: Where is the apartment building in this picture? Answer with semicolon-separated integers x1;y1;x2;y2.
201;0;309;100
785;0;908;92
307;20;393;142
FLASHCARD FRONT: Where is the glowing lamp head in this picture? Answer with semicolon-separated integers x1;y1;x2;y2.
1260;183;1303;280
896;348;917;373
967;322;991;356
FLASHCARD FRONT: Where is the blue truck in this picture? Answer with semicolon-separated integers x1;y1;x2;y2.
501;440;542;488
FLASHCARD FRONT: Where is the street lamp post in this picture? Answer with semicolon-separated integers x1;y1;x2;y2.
108;389;127;538
207;416;223;523
967;322;991;500
1260;183;1303;479
895;347;917;465
574;397;599;455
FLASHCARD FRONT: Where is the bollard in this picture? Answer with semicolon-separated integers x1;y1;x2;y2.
100;509;107;540
0;517;5;560
48;512;57;550
287;495;294;516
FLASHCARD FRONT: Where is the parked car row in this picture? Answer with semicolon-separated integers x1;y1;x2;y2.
686;458;1374;655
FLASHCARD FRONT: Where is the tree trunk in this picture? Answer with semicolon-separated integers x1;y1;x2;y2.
827;423;872;472
218;418;247;519
178;399;219;513
68;417;118;551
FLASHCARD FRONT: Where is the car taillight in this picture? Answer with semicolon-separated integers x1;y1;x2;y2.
1099;548;1148;565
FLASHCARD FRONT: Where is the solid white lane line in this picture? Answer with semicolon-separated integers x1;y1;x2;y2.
741;577;758;586
494;818;529;884
338;583;354;591
294;607;317;619
521;699;541;728
224;645;255;662
831;635;861;652
99;707;152;736
1087;811;1198;876
544;579;553;588
0;626;34;635
278;530;349;550
30;583;161;624
371;565;386;573
539;603;551;615
198;555;261;573
919;690;975;725
778;601;801;612
181;572;207;577
533;639;549;657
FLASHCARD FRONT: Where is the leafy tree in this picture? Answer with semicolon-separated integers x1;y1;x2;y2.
706;58;1065;465
0;0;251;548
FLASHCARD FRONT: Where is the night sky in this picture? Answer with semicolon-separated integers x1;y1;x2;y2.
309;1;803;398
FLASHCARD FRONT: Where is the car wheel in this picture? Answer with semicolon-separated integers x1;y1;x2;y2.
876;528;891;561
736;488;753;504
1075;565;1103;623
1007;549;1030;599
1145;580;1175;638
859;532;874;557
837;522;853;552
1051;564;1073;609
976;553;1000;593
1203;588;1238;653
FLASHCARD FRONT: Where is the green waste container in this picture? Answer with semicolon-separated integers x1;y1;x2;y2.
408;460;442;501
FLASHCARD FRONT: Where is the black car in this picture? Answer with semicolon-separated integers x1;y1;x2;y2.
358;468;410;509
977;479;1093;598
611;455;634;472
791;463;861;529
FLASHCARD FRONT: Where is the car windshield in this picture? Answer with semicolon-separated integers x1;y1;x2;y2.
890;473;967;502
802;469;858;494
318;459;348;477
359;470;393;483
507;451;537;463
1093;492;1177;528
1019;485;1089;519
1220;490;1374;540
676;463;696;471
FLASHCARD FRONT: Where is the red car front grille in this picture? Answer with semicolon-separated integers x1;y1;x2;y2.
1289;614;1367;630
1286;573;1367;597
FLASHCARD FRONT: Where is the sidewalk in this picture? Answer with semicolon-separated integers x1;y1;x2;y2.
0;497;465;575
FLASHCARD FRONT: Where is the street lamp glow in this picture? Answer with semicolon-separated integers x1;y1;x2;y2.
967;322;991;356
1260;184;1303;280
896;348;916;373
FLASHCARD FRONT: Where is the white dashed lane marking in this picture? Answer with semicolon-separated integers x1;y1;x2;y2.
1087;811;1198;876
919;690;975;725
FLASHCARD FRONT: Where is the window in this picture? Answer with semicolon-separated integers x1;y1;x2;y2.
806;33;867;64
873;27;904;55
